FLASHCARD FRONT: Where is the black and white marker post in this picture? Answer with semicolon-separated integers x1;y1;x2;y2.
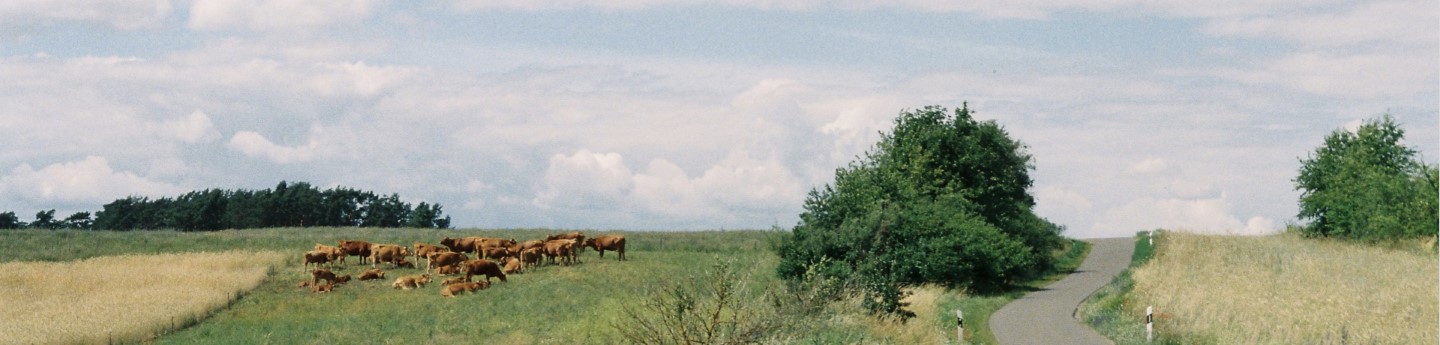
1146;305;1154;342
955;309;964;342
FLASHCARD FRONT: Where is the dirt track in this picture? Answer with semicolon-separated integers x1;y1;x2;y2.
989;237;1134;345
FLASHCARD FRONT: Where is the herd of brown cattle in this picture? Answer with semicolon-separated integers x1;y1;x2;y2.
298;232;627;297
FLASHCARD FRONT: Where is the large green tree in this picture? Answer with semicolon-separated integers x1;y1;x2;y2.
1294;114;1439;240
776;105;1064;315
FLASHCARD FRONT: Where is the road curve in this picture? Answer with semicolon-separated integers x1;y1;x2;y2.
990;237;1135;345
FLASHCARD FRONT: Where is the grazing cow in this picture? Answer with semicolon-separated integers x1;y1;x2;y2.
311;282;335;294
303;250;337;272
358;268;385;281
413;242;448;267
427;252;469;274
311;269;341;285
542;239;577;266
461;259;507;283
584;235;627;261
519;247;542;269
313;244;348;265
500;257;523;274
337;240;373;265
391;274;432;290
546;232;586;262
439;237;480;254
440;281;488;297
440;276;470;286
369;244;411;267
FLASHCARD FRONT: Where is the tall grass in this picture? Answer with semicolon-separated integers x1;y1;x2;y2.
0;251;285;344
1130;231;1437;344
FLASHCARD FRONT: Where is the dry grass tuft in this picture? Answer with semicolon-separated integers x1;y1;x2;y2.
0;251;286;344
1132;232;1436;344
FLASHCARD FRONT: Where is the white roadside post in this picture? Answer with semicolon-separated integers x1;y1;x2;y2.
1148;231;1153;246
1146;305;1154;342
955;309;964;343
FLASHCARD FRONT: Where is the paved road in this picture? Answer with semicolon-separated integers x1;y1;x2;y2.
990;237;1135;345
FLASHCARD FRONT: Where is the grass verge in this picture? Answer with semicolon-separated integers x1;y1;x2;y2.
1076;231;1157;344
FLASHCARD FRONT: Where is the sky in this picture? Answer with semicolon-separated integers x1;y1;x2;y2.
0;0;1435;238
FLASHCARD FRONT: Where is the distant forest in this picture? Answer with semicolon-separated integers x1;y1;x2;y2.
0;181;451;231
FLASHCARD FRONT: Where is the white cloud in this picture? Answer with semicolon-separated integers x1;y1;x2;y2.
533;149;635;209
0;0;172;29
153;111;220;144
1202;0;1436;48
309;61;417;97
1091;195;1281;236
188;0;379;31
227;130;319;164
0;156;186;206
1124;158;1169;176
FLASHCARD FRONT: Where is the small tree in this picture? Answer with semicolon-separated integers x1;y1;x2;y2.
776;104;1064;315
63;212;93;230
0;211;24;229
1294;114;1439;240
30;209;59;230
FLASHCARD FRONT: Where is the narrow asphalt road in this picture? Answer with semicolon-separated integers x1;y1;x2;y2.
990;237;1135;345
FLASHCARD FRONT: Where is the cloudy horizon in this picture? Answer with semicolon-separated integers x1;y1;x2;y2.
1;1;1435;238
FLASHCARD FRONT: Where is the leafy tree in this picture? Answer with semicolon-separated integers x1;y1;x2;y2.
776;105;1064;315
1295;114;1439;240
63;212;93;230
29;209;59;230
0;211;24;229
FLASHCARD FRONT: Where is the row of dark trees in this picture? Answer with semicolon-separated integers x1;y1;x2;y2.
0;181;451;231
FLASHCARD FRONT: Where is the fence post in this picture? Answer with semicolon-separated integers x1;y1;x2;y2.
1146;305;1154;342
955;309;964;343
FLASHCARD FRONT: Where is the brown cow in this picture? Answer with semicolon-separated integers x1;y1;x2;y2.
519;247;542;269
311;268;341;285
500;257;522;274
396;258;416;269
313;244;347;265
358;268;385;281
439;237;480;254
391;274;432;290
584;235;627;261
435;265;461;275
546;232;586;262
413;242;448;267
311;281;335;294
369;244;411;267
440;281;488;297
461;259;507;283
302;250;337;272
478;245;512;260
338;240;373;265
427;252;469;274
542;239;577;266
510;239;544;254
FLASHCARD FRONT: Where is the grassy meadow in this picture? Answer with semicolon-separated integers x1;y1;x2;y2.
1084;231;1438;345
0;228;1009;344
0;251;286;344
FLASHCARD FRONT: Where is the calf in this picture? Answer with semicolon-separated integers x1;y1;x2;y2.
311;268;341;285
462;259;507;283
391;274;433;290
546;232;586;262
435;265;461;275
337;240;373;265
311;282;335;294
542;239;576;266
413;242;448;268
584;235;627;261
302;250;337;272
500;257;523;274
519;247;542;269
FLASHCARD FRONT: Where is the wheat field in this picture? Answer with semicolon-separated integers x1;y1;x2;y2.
0;251;286;345
1131;232;1437;344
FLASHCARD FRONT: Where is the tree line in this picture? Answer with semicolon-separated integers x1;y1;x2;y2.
0;181;451;231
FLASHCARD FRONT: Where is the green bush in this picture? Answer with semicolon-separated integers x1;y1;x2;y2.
776;104;1064;316
1294;114;1439;241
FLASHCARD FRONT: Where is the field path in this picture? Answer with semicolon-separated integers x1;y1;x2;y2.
990;237;1134;345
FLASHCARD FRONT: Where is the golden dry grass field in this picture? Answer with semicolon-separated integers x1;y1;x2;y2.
0;251;286;345
1131;232;1437;344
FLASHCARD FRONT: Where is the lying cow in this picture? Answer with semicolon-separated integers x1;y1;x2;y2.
391;274;433;290
311;281;335;294
584;235;627;261
439;281;489;297
439;276;470;286
358;268;385;281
